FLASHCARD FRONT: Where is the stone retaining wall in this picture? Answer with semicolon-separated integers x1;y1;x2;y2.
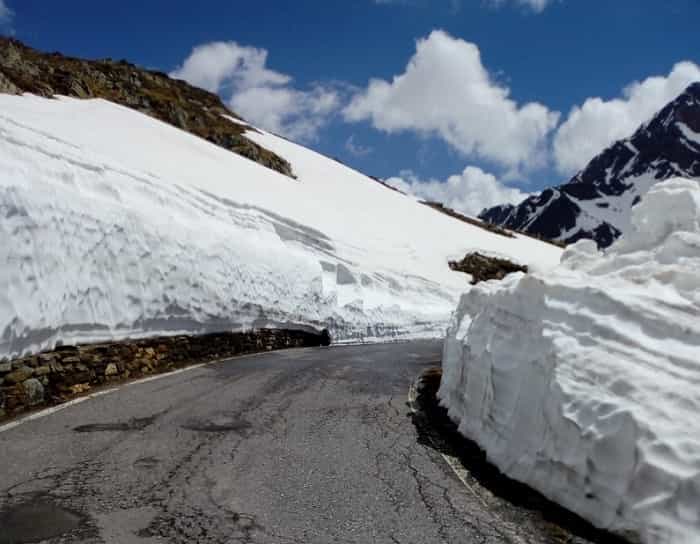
0;329;329;421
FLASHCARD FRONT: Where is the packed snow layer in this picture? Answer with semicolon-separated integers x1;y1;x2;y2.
0;94;561;358
439;178;700;544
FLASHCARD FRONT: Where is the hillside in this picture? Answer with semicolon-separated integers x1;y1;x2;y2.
480;83;700;248
0;37;293;178
0;88;561;358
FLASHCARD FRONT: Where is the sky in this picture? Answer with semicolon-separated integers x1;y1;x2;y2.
2;0;699;216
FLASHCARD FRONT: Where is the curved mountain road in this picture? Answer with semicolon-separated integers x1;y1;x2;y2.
0;342;601;544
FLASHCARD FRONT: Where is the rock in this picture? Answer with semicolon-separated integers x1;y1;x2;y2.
4;366;34;384
0;37;294;179
0;361;11;373
61;356;80;365
105;363;118;377
22;378;44;406
38;353;56;364
0;70;20;94
448;252;528;285
70;383;90;395
34;365;50;376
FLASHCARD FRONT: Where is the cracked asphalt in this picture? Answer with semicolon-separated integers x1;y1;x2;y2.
0;341;603;543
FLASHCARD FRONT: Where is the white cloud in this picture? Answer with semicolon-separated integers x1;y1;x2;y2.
0;0;13;28
553;61;700;174
344;30;559;173
488;0;554;12
345;135;372;157
171;41;339;142
385;166;529;217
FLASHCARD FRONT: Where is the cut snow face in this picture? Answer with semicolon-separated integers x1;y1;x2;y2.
0;94;561;358
439;178;700;544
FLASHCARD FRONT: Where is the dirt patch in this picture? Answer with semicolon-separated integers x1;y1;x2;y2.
449;252;528;284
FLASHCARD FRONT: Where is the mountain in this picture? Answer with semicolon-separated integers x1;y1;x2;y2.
0;41;562;359
480;83;700;248
0;37;293;178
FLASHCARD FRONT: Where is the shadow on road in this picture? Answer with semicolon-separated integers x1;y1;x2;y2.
411;367;633;544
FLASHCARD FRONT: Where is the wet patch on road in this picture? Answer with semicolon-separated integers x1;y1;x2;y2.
181;416;252;434
0;497;85;544
73;415;158;433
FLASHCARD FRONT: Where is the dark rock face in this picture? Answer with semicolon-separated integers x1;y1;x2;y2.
480;83;700;248
0;38;294;178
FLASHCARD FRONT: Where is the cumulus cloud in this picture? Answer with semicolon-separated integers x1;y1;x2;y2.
344;30;559;173
171;41;339;141
345;135;372;157
385;166;529;217
553;61;700;174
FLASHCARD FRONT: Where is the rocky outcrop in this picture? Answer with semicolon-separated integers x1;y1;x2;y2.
480;83;700;248
422;201;515;238
0;329;326;420
0;38;294;178
449;252;528;284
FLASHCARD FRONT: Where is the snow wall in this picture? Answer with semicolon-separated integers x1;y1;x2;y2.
0;95;561;359
439;178;700;544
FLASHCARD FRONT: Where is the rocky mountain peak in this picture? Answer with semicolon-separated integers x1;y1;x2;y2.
480;82;700;248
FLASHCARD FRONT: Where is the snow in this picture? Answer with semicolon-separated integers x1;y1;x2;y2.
0;94;561;358
439;178;700;544
678;122;700;148
566;171;659;236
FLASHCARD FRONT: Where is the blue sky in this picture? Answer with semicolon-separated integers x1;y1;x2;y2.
3;0;699;214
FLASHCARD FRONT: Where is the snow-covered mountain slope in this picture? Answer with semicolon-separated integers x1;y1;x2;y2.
0;94;561;358
440;178;700;544
481;82;700;248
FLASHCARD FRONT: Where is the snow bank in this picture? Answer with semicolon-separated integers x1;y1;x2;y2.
439;178;700;543
0;94;561;358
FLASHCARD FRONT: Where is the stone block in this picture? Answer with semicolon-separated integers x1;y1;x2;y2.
4;366;34;384
22;378;44;406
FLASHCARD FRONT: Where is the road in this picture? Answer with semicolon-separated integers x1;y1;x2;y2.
0;342;602;544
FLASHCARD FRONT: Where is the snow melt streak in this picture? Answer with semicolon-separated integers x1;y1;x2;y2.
439;179;700;544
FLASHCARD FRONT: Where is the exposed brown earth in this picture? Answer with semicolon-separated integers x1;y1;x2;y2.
0;37;294;178
449;251;528;284
424;200;567;248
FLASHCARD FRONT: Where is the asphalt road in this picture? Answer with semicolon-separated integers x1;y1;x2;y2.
0;342;602;544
